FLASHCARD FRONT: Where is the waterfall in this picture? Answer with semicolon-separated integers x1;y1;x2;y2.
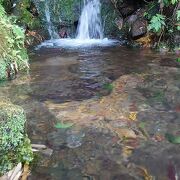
37;0;118;48
76;0;103;40
44;0;59;39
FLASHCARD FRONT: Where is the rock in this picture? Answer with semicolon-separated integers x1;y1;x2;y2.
131;18;147;38
112;174;136;180
41;148;53;157
58;27;68;38
115;128;137;139
47;130;67;149
126;14;138;26
174;35;180;45
117;1;137;17
66;130;85;149
31;144;47;149
115;17;123;30
120;5;136;17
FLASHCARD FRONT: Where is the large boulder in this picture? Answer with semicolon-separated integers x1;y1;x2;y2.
131;18;147;38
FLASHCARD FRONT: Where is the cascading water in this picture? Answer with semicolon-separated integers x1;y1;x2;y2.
76;0;103;40
37;0;118;48
44;0;59;39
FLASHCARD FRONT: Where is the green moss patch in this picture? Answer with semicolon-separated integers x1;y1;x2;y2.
0;100;33;176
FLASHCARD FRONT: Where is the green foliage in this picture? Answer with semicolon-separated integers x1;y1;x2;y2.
162;0;179;6
0;100;33;175
145;0;180;48
0;3;29;80
55;122;74;129
0;101;25;152
103;83;114;92
165;133;180;144
176;57;180;62
0;61;7;80
144;1;159;20
148;14;165;33
16;0;40;29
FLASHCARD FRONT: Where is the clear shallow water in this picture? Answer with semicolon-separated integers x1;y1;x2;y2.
0;45;179;180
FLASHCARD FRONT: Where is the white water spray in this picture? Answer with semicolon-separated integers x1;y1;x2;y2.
45;0;59;39
38;0;118;48
76;0;103;40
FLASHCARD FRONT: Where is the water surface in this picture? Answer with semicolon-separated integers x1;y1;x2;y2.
0;46;179;180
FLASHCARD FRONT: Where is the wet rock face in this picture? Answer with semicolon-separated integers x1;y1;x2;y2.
131;18;147;38
111;0;149;40
119;4;136;17
116;0;143;17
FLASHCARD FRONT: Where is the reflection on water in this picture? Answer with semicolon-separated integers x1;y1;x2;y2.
0;46;179;179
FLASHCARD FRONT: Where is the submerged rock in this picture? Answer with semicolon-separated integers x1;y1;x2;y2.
66;130;85;149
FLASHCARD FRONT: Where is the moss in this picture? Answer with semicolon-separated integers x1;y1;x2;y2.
0;100;33;176
0;61;7;80
101;2;120;37
0;3;29;80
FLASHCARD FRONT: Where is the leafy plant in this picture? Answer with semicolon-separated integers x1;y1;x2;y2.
0;100;33;175
146;0;180;48
103;83;114;92
0;3;29;80
148;14;166;33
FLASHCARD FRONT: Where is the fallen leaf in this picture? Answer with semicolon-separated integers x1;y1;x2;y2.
137;166;153;180
122;146;133;157
129;112;137;121
54;122;74;129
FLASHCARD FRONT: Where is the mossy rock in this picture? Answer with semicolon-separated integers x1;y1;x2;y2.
0;60;7;80
0;100;33;176
0;4;29;81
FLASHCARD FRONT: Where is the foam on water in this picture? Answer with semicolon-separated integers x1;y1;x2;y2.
37;38;118;49
37;0;118;49
76;0;103;40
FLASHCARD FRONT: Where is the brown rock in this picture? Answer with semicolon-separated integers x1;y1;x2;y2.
131;18;147;38
115;128;137;139
115;17;123;30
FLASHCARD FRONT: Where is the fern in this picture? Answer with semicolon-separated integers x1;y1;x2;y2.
148;14;165;33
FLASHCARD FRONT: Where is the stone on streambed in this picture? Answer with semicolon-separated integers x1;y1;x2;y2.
47;130;67;150
66;129;85;149
47;129;85;150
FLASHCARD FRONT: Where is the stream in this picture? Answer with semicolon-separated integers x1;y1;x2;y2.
0;45;180;179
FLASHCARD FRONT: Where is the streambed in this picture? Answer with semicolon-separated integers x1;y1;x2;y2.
0;46;179;179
